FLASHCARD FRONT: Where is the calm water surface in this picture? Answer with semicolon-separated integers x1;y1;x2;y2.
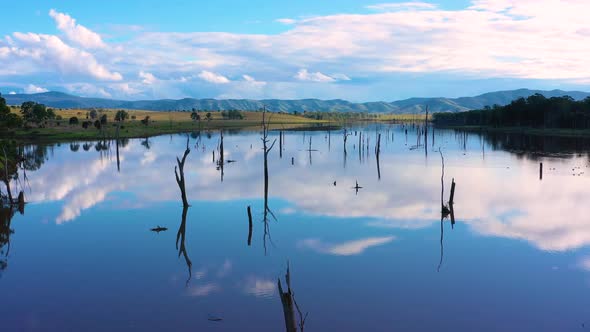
2;125;590;331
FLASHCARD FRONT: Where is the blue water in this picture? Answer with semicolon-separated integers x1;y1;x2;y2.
2;125;590;331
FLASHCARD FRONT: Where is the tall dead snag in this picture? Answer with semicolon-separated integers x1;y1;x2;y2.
176;205;192;285
262;107;276;207
306;137;318;166
358;131;362;151
376;133;381;155
278;263;308;332
376;133;381;180
115;123;121;172
219;130;224;166
174;137;191;208
217;130;225;182
261;107;277;254
343;129;351;153
424;106;429;157
279;130;283;159
247;206;253;246
449;178;456;228
358;132;362;162
308;137;312;165
343;129;352;168
438;149;446;272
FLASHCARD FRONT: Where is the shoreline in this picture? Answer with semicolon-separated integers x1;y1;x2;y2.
1;120;338;143
434;125;590;138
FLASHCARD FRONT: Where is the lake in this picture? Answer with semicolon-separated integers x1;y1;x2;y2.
2;124;590;331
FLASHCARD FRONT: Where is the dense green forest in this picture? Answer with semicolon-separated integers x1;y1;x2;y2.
433;94;590;129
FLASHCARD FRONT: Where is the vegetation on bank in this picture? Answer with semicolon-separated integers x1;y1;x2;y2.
0;93;426;141
0;94;334;141
300;110;425;122
433;94;590;130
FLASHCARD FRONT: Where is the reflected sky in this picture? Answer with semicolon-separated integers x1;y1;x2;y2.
3;126;590;331
21;127;590;252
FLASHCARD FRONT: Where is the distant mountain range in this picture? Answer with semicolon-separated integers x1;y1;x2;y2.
4;89;590;113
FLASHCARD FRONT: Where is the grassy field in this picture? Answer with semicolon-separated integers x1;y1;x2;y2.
4;107;431;142
5;108;330;142
376;114;427;121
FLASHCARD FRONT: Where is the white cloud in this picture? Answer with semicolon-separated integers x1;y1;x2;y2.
216;259;232;277
295;69;336;83
24;84;48;93
332;73;351;81
56;187;110;223
366;2;437;11
4;1;590;99
276;18;297;25
198;70;230;84
242;277;276;298
242;74;266;86
49;9;106;49
8;91;16;95
139;71;157;84
109;83;141;95
242;74;255;82
299;237;395;256
64;83;112;97
188;283;220;297
140;151;156;165
8;32;122;81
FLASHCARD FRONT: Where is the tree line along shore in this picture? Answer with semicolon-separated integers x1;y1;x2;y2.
0;94;426;142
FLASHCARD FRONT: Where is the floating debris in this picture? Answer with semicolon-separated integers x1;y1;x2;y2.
150;226;168;233
353;181;363;194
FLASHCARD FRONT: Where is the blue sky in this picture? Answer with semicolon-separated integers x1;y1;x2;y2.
1;0;589;101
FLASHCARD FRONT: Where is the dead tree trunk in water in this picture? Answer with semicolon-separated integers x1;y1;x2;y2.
343;129;351;168
449;178;456;228
247;206;253;246
176;205;192;285
115;123;121;172
424;106;429;157
218;130;224;182
279;131;283;159
219;131;224;165
376;133;381;180
174;137;191;208
261;107;277;254
438;149;446;272
358;132;362;162
262;108;276;208
278;268;297;332
278;263;308;332
376;133;381;156
343;129;349;153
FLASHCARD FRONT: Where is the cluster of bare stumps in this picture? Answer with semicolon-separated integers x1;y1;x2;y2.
170;108;307;330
